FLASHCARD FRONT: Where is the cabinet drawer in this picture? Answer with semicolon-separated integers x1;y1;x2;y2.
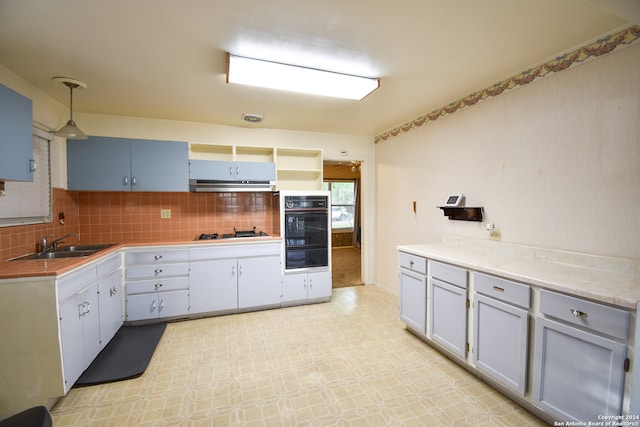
474;273;530;309
398;252;427;275
58;264;98;302
430;260;467;289
126;263;189;279
126;277;189;295
97;252;122;277
539;290;629;340
125;249;188;265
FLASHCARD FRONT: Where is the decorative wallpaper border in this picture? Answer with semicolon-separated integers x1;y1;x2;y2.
375;25;640;144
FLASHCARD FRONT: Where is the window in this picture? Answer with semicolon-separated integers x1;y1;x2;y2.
323;180;355;230
0;129;52;226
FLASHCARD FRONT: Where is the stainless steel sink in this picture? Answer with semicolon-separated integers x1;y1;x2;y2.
11;243;116;261
14;250;96;260
55;243;116;252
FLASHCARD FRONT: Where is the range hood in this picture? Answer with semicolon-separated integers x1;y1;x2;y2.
188;159;276;192
189;179;275;192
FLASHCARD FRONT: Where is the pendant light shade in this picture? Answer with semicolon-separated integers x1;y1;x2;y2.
52;77;88;140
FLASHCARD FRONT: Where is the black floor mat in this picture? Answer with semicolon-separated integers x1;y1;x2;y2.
75;322;167;387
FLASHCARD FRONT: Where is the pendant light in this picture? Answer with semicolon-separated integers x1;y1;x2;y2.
52;77;88;140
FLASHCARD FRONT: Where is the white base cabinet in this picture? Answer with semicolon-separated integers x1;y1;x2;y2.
429;261;468;358
398;252;428;334
237;255;282;308
282;270;332;305
532;290;629;422
59;281;100;392
189;242;282;314
58;252;123;393
397;249;635;424
125;249;189;321
189;258;238;314
473;273;530;396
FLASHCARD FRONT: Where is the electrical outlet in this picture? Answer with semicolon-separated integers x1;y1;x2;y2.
489;228;501;241
160;209;171;219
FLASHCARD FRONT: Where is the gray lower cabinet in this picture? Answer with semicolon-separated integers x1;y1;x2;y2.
282;271;332;305
189;258;238;314
58;255;123;393
398;252;428;334
189;243;282;312
125;249;190;321
96;253;123;348
0;83;33;182
532;289;629;422
59;281;100;392
237;256;281;309
429;261;468;358
473;273;530;396
67;136;189;191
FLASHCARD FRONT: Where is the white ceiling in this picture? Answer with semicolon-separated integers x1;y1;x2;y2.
0;0;637;138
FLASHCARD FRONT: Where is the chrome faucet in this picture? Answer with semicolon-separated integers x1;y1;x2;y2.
47;233;78;251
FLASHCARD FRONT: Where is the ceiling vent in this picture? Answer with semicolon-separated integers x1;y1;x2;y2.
241;113;264;124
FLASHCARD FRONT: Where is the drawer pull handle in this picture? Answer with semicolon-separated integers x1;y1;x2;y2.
570;308;588;319
154;255;163;260
154;269;163;274
409;260;414;267
493;286;505;292
154;283;163;289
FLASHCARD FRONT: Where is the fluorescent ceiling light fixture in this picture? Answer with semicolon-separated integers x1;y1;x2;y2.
226;54;379;100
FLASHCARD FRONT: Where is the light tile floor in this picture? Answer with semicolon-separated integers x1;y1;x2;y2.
51;286;548;426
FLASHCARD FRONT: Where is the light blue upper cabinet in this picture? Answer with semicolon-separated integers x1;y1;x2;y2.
189;160;276;182
0;83;33;182
67;136;188;191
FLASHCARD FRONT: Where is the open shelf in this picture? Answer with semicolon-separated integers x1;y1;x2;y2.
438;206;484;222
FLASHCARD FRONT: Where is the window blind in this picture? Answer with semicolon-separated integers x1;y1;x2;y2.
0;130;52;226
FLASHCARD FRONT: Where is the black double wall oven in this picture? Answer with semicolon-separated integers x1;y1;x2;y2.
282;193;330;271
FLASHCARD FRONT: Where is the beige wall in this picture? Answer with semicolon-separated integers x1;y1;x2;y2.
374;43;640;294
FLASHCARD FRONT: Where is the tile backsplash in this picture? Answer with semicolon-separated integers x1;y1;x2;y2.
0;188;279;261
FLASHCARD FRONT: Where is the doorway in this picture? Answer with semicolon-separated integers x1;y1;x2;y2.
323;161;363;288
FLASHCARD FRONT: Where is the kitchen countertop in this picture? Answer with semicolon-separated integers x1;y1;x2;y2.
399;239;640;309
0;236;283;280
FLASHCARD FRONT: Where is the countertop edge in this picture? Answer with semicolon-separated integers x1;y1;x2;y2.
0;237;283;280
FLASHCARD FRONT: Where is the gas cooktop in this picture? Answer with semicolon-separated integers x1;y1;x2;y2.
195;227;269;241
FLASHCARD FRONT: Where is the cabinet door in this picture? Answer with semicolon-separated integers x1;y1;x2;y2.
307;271;332;300
126;293;159;321
399;268;427;334
81;284;101;366
429;278;467;358
238;256;281;308
190;160;236;181
156;290;190;318
282;274;308;303
59;293;86;392
0;83;32;182
190;259;238;314
532;317;627;422
130;139;188;191
98;269;123;349
235;161;276;182
67;137;131;190
473;294;528;395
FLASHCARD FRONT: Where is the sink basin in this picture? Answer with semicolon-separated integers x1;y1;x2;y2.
56;243;116;252
14;250;96;260
11;243;116;261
